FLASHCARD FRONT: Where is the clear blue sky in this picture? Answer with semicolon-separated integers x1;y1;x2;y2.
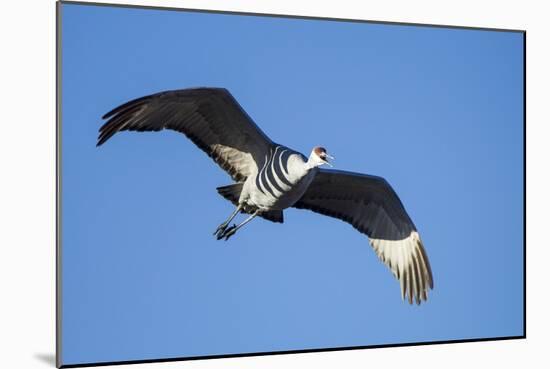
60;3;524;366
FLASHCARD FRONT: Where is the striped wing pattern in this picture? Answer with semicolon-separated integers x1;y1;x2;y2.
254;145;305;198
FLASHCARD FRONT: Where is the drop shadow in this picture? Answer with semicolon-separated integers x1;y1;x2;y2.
34;353;56;367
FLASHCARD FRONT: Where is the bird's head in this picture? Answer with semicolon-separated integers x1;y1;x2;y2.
308;146;334;168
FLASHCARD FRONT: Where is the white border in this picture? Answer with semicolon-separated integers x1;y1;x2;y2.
1;1;547;368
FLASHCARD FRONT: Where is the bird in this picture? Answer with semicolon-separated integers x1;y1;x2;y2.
97;87;433;305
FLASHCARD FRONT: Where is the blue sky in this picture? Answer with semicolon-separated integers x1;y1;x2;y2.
60;3;524;366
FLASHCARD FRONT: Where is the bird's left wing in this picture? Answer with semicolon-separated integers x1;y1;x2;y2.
293;169;433;304
98;88;274;182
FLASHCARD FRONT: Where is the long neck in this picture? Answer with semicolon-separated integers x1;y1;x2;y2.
284;152;316;183
305;152;321;170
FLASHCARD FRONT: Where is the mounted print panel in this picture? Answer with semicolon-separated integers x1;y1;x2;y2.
57;1;525;367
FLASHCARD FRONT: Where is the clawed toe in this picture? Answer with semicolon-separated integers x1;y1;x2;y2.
223;226;237;241
213;223;228;236
216;224;236;240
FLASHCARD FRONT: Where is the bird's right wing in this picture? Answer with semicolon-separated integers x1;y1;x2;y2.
98;88;274;182
293;169;433;304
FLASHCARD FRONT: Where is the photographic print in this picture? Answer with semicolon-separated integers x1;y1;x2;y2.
57;1;525;367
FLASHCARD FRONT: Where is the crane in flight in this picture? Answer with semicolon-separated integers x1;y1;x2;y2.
98;87;433;305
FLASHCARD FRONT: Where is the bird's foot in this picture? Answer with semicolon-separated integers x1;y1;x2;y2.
222;226;238;241
213;222;229;237
216;224;236;240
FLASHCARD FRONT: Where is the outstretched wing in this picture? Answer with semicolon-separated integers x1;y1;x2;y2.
293;169;433;305
98;87;274;182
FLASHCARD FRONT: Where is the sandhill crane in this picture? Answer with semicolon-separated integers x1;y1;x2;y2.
98;87;433;305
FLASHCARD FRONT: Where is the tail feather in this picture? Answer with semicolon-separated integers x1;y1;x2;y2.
216;183;243;206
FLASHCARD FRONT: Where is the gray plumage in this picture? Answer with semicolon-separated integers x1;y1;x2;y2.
98;87;433;305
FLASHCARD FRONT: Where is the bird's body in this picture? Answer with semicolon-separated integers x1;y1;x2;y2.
98;87;434;305
241;145;316;211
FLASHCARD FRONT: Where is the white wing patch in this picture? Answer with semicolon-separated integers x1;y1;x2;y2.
370;231;433;305
210;144;257;179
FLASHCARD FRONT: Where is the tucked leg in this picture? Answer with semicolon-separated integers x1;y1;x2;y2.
213;204;243;238
219;209;261;241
